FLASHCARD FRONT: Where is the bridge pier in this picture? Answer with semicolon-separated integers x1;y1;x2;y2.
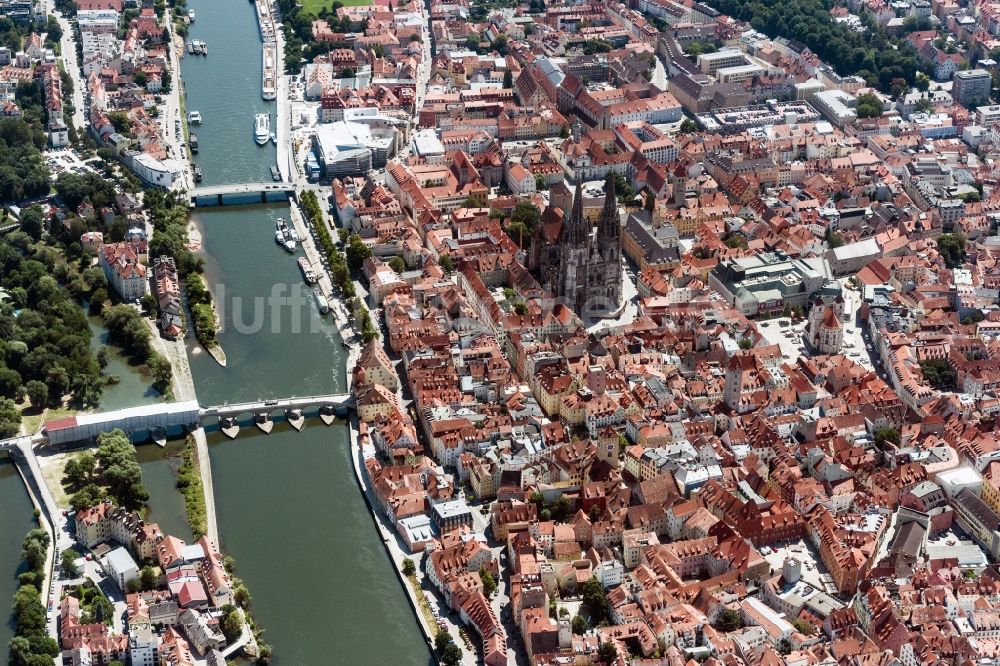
219;417;239;439
254;412;273;434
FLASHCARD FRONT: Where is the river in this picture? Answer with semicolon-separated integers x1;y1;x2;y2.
181;0;430;662
0;458;37;652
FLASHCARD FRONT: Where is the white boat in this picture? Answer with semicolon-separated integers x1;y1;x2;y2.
314;288;329;314
188;9;195;20
187;111;202;124
254;113;270;145
275;218;296;252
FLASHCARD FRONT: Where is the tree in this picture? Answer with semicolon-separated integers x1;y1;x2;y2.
792;617;816;636
0;365;21;399
389;256;406;273
572;615;589;634
716;606;743;631
442;643;463;666
220;605;244;642
345;234;372;271
919;358;957;390
95;429;149;509
19;205;44;240
856;92;884;118
20;529;50;573
0;396;21;437
503;69;513;88
133;70;147;87
936;233;967;268
147;352;172;391
64;453;96;489
678;118;699;134
874;426;900;450
434;629;451;655
140;565;158;591
70;484;105;511
613;172;635;204
12;584;46;639
825;229;845;249
438;254;454;272
580;577;609;625
25;380;47;409
103;305;152;360
724;234;748;249
598;641;617;664
479;567;497;597
402;558;416;576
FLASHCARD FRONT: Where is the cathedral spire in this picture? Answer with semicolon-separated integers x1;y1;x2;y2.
597;173;620;248
560;181;589;248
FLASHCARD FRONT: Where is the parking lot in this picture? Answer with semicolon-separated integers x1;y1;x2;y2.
45;149;102;177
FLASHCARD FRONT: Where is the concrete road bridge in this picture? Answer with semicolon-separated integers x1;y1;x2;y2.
190;182;294;207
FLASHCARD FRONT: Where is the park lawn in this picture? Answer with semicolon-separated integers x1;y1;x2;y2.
300;0;371;11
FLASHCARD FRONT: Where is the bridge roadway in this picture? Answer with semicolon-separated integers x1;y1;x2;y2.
201;393;353;418
192;182;294;197
34;393;353;447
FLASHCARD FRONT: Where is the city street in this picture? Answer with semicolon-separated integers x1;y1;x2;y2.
54;11;86;132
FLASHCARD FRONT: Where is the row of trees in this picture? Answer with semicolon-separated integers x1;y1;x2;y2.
704;0;922;91
433;629;464;666
299;192;377;342
8;528;58;666
176;435;207;538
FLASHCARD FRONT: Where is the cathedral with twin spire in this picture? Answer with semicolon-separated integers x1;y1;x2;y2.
528;173;624;318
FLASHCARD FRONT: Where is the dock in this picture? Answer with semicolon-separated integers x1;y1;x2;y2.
254;0;277;100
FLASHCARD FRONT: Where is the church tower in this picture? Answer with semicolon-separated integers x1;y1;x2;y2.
596;173;621;266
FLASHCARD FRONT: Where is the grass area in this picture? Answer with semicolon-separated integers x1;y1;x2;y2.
21;405;77;436
176;435;207;538
38;450;77;508
300;0;371;11
405;573;436;628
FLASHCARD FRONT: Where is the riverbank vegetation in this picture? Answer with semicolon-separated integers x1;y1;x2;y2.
144;188;223;358
434;629;464;666
176;435;207;538
185;273;219;351
103;304;173;395
220;554;272;664
8;527;58;666
63;429;149;511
